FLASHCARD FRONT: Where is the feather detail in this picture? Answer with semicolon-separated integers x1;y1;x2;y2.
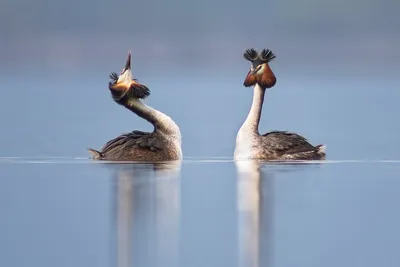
259;49;276;63
243;48;258;62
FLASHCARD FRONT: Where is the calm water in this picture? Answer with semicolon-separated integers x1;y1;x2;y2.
0;71;399;267
1;159;400;267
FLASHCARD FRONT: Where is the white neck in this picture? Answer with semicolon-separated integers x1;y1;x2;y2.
125;98;181;141
234;84;265;159
240;84;265;134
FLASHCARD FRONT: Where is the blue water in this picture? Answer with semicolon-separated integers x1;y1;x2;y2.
0;159;400;267
0;71;399;267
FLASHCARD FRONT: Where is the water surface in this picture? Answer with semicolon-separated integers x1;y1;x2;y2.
0;159;399;267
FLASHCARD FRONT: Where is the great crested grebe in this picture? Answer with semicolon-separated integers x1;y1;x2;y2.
88;51;182;161
234;48;326;160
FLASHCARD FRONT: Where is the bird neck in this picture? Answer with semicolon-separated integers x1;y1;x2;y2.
240;83;265;134
122;98;181;140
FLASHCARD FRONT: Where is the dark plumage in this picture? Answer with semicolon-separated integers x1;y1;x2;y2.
259;131;325;160
259;49;276;63
109;72;119;83
243;48;258;62
243;48;276;69
88;130;179;161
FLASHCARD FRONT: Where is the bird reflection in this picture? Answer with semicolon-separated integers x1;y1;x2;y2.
109;161;181;267
236;160;322;267
236;160;268;267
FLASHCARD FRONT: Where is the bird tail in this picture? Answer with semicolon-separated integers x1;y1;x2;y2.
87;148;102;160
316;144;326;155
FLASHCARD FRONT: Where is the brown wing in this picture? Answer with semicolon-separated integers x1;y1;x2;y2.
261;131;318;155
99;130;168;160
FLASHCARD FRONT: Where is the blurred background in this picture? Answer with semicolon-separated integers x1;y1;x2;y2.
2;0;399;72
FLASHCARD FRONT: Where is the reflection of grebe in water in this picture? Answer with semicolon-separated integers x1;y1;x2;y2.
236;160;262;267
111;162;181;267
236;160;325;267
234;48;326;161
88;51;182;161
236;160;321;267
236;160;275;267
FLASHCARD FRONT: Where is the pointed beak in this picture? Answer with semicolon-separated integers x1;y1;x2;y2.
250;65;261;75
123;51;131;72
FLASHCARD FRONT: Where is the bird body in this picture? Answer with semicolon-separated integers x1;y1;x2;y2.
88;52;182;161
234;48;325;161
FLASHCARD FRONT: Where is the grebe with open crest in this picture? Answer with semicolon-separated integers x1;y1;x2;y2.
234;48;326;160
88;51;182;161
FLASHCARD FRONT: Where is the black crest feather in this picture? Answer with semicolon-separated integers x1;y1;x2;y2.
243;48;258;62
109;72;119;83
130;83;151;99
259;49;276;63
